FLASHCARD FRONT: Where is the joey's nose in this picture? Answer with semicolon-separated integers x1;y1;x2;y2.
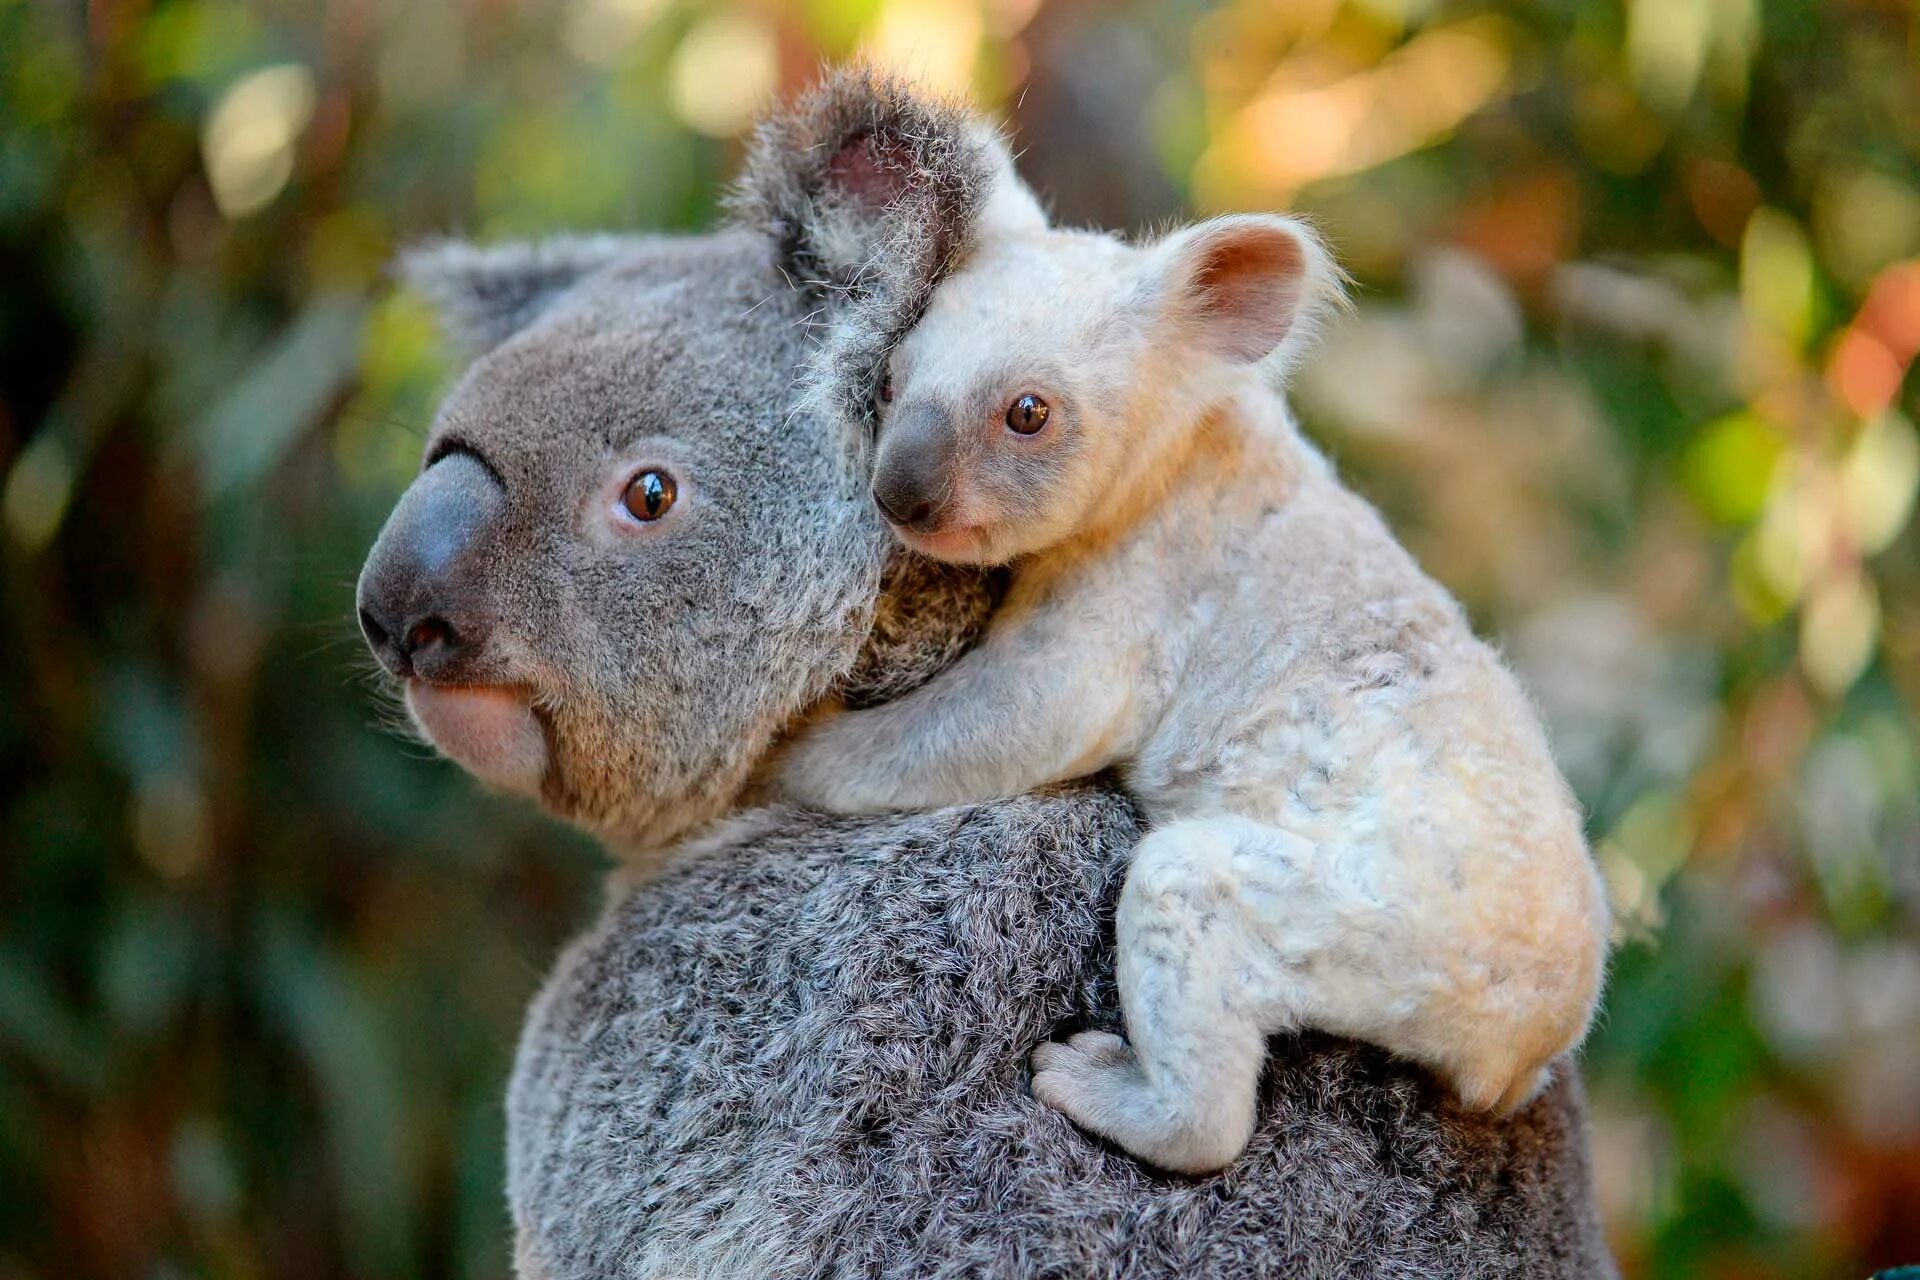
871;405;954;533
356;450;506;682
873;483;939;531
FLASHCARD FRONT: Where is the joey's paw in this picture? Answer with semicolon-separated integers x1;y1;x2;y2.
763;746;827;808
1453;1058;1554;1116
1029;1031;1142;1127
1029;1031;1250;1174
765;730;863;814
1032;1029;1133;1074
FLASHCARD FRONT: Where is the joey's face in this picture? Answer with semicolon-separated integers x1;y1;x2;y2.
869;212;1339;569
357;232;883;854
870;230;1147;565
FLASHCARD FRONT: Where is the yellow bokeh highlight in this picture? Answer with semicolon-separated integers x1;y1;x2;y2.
1740;207;1816;350
1627;0;1712;113
860;0;984;96
201;63;316;219
668;13;780;138
1753;461;1826;608
2;429;75;552
1801;571;1880;696
1842;413;1920;557
1194;16;1511;208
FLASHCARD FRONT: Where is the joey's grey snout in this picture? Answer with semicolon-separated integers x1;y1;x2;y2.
871;401;955;532
356;451;506;683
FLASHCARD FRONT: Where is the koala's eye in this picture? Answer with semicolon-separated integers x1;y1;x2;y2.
622;469;677;522
875;372;893;408
1006;393;1050;435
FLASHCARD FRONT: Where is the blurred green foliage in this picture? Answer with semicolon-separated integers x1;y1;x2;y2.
2;1;1917;1277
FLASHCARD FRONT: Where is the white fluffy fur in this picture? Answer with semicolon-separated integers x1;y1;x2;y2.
774;206;1610;1173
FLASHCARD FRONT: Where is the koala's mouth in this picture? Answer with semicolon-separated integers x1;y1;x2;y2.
405;680;548;798
893;522;990;565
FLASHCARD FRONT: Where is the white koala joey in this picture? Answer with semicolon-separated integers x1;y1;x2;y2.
771;179;1611;1175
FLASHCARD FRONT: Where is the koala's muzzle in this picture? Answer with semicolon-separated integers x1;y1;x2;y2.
872;400;957;533
357;450;506;684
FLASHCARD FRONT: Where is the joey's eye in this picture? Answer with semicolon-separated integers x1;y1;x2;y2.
1006;393;1050;435
622;469;677;522
875;372;893;407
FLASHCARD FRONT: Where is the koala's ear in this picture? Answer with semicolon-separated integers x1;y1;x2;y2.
1149;215;1345;369
729;67;1040;296
396;234;643;356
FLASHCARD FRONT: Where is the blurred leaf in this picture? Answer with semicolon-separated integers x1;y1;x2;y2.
256;919;419;1280
0;948;103;1094
98;897;200;1043
1679;411;1784;526
189;297;365;501
1741;208;1817;350
134;1;266;90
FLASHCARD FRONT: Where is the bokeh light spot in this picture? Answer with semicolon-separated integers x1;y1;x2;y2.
1680;411;1783;526
2;428;75;551
1841;413;1919;557
1800;571;1880;696
200;63;316;219
667;14;780;138
861;0;984;95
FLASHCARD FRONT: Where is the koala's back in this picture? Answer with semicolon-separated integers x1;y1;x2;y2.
507;786;1614;1280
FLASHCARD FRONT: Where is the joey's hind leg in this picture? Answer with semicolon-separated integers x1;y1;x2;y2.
1030;818;1280;1174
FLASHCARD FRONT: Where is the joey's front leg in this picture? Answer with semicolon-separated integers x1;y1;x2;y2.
773;630;1135;815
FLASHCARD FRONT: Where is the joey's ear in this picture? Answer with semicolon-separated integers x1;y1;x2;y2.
969;121;1048;240
396;234;645;357
1151;215;1344;369
729;66;1039;297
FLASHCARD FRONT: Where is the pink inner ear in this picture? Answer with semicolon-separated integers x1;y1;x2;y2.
827;133;910;210
1188;228;1307;363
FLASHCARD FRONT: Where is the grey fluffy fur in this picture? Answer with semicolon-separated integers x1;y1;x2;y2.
387;68;1615;1278
398;233;647;356
513;791;1611;1279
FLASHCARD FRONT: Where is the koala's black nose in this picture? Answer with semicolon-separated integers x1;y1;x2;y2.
873;481;938;531
872;403;954;533
356;450;506;683
356;607;465;679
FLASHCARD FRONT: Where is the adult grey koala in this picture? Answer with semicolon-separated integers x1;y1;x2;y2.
356;72;1615;1278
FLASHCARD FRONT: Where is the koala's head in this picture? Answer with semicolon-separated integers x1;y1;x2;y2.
355;230;891;854
355;70;1014;855
870;215;1341;566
